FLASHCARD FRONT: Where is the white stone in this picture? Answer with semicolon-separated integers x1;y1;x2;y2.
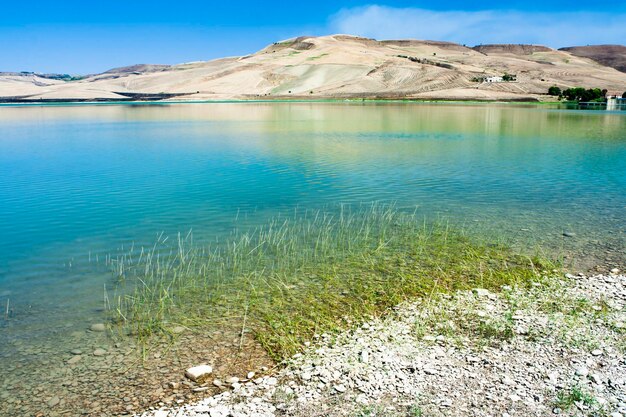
502;376;515;386
185;364;213;382
333;384;347;393
225;376;239;384
473;288;491;297
208;405;229;417
575;367;589;377
424;367;437;375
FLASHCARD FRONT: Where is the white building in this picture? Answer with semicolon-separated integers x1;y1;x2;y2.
483;76;503;83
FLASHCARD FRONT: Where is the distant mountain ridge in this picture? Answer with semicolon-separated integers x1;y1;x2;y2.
1;35;625;102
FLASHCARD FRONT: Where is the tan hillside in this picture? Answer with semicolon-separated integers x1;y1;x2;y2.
559;45;626;73
2;35;626;102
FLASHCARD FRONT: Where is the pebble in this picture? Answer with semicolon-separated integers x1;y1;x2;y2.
171;326;186;334
473;288;491;297
90;323;106;332
93;348;107;356
562;232;576;237
67;355;82;364
575;366;589;377
225;376;239;385
590;374;603;384
333;384;346;393
592;349;603;356
424;367;437;375
70;349;82;355
47;396;60;407
213;379;223;387
246;372;255;379
502;376;515;386
185;365;213;382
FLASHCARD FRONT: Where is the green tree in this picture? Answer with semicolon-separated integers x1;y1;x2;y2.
562;87;605;102
548;86;561;96
622;92;626;98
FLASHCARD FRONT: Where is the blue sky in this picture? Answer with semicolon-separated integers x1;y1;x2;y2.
2;1;624;74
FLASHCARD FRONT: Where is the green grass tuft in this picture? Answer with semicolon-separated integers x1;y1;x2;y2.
554;385;597;410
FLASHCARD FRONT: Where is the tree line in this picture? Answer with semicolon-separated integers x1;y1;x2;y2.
548;86;626;102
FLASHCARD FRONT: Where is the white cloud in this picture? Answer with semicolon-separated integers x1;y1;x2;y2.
329;5;626;47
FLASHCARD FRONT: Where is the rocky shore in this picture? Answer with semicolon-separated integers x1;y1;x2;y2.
140;271;625;417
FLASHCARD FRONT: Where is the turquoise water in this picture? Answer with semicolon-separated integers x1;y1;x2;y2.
0;102;625;346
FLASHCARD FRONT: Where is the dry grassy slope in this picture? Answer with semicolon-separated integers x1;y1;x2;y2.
2;35;626;101
559;45;626;74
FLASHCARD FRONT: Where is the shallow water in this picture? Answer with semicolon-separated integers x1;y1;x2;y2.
0;102;625;413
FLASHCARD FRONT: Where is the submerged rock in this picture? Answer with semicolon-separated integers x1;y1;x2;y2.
67;355;82;364
90;323;106;332
47;396;60;407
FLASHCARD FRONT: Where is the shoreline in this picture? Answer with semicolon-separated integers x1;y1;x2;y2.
0;97;557;107
140;271;626;417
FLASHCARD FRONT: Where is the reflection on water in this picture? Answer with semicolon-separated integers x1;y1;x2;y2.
0;101;624;362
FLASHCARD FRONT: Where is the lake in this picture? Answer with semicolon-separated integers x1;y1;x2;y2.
0;102;624;415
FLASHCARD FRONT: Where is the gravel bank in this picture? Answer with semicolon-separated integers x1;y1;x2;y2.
140;272;626;417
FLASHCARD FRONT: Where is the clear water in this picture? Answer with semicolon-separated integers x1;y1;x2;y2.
0;102;625;350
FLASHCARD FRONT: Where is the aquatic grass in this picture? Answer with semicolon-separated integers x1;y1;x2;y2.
111;204;552;359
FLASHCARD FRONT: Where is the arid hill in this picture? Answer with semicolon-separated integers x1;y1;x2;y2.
473;44;553;55
102;64;171;75
1;35;625;102
559;45;626;73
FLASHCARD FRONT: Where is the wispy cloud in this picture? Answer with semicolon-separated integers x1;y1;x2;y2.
330;5;626;47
